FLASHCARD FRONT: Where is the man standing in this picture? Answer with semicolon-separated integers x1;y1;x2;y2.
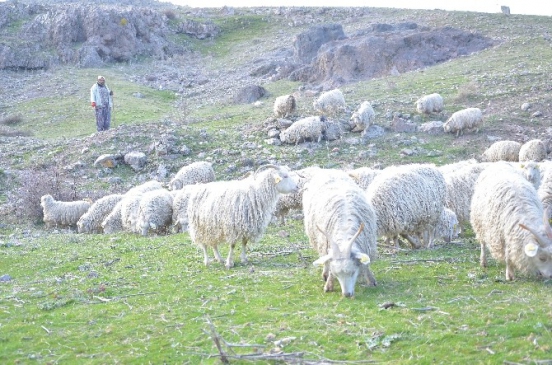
90;75;113;131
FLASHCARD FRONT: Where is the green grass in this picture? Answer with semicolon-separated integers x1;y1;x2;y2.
1;223;552;364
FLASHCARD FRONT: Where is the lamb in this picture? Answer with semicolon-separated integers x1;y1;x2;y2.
313;89;346;117
481;140;521;162
77;194;124;234
433;207;460;243
519;139;547;162
347;167;381;190
136;188;174;236
471;163;552;280
415;93;444;115
366;163;446;249
168;161;215;191
302;170;377;297
187;164;299;269
40;194;91;228
349;101;375;133
279;116;327;145
273;94;297;118
443;107;483;137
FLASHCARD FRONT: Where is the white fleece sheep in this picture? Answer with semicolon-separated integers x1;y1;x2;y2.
273;94;297;118
136;188;174;236
537;161;552;219
40;194;91;228
313;89;346;117
443;107;483;137
303;170;378;297
481;140;521;162
519;139;547;162
187;164;299;269
471;163;552;280
279;116;328;145
437;158;478;176
172;185;201;233
366;163;446;249
168;161;215;191
433;207;460;243
101;200;124;234
77;194;124;234
349;101;375;133
415;93;444;115
347;167;381;190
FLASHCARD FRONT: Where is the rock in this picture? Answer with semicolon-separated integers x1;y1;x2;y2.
124;151;147;171
0;274;12;282
532;111;543;117
94;154;118;168
293;23;346;63
391;117;417;133
501;6;511;15
233;85;267;104
521;102;532;111
361;125;385;140
419;120;445;135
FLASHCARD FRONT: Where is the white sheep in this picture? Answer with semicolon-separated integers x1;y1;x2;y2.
349;101;375;133
112;180;164;234
168;161;215;191
136;188;174;236
433;207;460;243
40;194;91;228
187;164;299;269
415;93;444;115
279;116;327;145
172;185;200;233
519;139;547;162
366;163;446;249
443;107;483;137
471;163;552;280
77;194;124;234
302;170;377;297
437;158;478;176
273;94;297;118
313;89;346;117
481;140;521;162
347;166;381;190
101;200;124;234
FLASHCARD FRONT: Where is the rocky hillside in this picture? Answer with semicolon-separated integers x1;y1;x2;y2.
1;1;552;229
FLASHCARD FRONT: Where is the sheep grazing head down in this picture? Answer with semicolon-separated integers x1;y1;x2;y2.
519;211;552;278
313;224;371;298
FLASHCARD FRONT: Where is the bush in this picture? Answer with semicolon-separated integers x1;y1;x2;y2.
163;9;177;20
0;114;23;126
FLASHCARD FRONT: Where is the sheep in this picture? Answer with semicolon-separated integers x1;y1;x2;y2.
101;200;124;234
349;101;375;133
302;170;377;297
187;164;299;269
313;89;346;117
415;93;444;115
113;180;164;233
519;139;547;162
470;163;552;280
347;167;381;190
481;140;522;162
168;161;215;191
172;185;201;233
443;107;483;137
537;161;552;219
77;194;124;234
366;163;446;249
509;161;542;189
40;194;91;228
136;188;174;236
279;116;327;145
273;94;297;118
433;207;460;243
437;158;478;176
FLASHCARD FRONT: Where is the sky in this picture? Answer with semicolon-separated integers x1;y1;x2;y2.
161;0;552;16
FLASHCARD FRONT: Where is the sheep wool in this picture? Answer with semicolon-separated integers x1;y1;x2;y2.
77;194;124;233
101;200;124;234
349;101;375;133
434;207;460;243
471;163;552;280
172;185;201;233
415;93;444;115
273;94;297;118
303;171;378;297
481;140;522;162
168;161;215;191
187;164;298;269
313;89;346;117
136;188;174;236
443;107;483;137
279;116;327;145
347;167;381;190
40;194;91;228
519;139;547;162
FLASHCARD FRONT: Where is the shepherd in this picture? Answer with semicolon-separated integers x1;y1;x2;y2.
90;75;114;132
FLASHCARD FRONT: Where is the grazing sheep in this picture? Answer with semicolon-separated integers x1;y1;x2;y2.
481;140;521;162
303;171;377;297
116;180;165;233
40;194;91;228
349;101;375;133
171;185;203;233
77;194;124;234
136;189;174;236
347;167;381;190
471;163;552;280
187;164;299;269
415;93;444;115
273;94;297;118
443;107;483;137
101;200;124;234
434;207;460;243
168;161;215;191
313;89;346;117
366;163;446;249
437;158;478;175
519;139;547;162
279;116;327;145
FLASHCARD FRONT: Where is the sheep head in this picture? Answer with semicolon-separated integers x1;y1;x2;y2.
518;209;552;278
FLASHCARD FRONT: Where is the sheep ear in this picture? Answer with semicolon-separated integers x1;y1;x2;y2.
352;251;371;265
313;254;332;266
524;242;539;257
273;175;282;184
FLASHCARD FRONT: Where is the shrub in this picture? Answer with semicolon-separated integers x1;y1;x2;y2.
163;9;177;20
0;114;23;126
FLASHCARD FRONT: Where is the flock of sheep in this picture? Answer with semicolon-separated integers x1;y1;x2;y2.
40;130;552;296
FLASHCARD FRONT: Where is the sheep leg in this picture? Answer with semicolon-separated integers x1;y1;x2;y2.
322;263;330;282
240;238;248;264
212;246;224;263
480;244;487;268
402;234;421;249
362;266;377;287
324;272;335;292
201;245;211;266
225;244;235;269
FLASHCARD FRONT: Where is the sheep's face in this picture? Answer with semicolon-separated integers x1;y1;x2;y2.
525;243;552;278
273;169;299;194
330;258;361;297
